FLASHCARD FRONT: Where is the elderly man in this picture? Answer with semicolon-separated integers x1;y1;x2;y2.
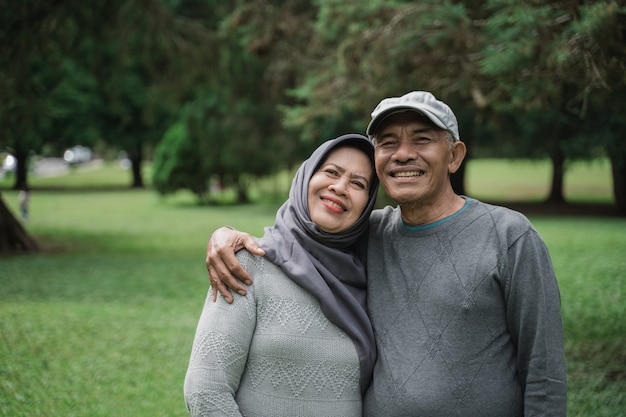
205;91;567;416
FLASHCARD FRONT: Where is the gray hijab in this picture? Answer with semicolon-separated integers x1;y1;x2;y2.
258;133;378;393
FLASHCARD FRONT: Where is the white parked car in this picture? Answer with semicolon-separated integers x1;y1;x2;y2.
2;153;17;171
63;146;92;164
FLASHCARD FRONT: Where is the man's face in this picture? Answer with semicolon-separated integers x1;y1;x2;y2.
373;112;457;206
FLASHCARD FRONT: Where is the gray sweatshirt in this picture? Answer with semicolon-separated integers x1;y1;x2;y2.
364;198;567;416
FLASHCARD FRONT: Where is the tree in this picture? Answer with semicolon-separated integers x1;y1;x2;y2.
90;0;220;188
152;0;320;203
477;0;620;204
0;0;108;254
3;0;623;220
0;0;221;190
0;1;117;190
270;0;625;211
152;115;212;200
153;44;294;203
0;193;38;253
558;1;626;214
281;0;486;195
0;0;219;253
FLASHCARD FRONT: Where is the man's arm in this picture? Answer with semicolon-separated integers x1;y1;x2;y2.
206;226;265;303
506;229;567;416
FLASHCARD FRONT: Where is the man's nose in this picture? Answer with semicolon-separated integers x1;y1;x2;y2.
394;138;417;162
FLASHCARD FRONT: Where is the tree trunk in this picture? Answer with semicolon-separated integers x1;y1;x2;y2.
130;140;144;188
546;147;566;204
234;175;250;204
130;157;144;188
12;150;29;191
610;153;626;217
0;193;38;253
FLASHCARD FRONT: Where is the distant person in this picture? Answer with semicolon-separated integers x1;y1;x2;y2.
206;91;567;416
184;134;379;416
18;187;29;221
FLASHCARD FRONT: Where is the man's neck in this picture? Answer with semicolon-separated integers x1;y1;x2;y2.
399;193;466;227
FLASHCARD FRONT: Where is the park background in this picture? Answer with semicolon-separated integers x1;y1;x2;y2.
1;1;625;416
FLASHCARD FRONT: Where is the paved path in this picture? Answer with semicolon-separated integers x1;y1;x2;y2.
33;158;69;177
0;158;104;179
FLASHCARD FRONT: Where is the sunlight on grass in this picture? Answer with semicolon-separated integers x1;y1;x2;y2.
2;188;279;254
466;158;613;203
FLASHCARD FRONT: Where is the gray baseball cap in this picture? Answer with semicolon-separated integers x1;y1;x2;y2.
366;91;460;141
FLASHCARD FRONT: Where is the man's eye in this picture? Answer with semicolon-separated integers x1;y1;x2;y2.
377;140;395;148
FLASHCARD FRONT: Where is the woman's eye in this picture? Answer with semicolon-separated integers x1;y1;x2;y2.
351;181;366;190
325;169;339;176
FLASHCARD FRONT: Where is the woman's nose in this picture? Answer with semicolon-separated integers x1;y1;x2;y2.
328;177;349;194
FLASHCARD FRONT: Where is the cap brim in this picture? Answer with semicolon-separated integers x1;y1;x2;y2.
366;107;448;136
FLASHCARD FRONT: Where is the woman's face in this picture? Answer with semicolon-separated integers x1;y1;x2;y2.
308;146;373;233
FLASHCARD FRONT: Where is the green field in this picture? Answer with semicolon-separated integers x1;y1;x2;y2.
465;158;614;203
0;159;624;416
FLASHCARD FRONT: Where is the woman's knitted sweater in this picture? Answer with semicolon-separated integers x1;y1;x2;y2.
184;250;362;417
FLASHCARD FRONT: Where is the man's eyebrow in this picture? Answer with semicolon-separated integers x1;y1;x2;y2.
378;126;437;137
410;126;437;135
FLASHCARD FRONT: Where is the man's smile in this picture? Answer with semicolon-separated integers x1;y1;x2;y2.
391;170;425;178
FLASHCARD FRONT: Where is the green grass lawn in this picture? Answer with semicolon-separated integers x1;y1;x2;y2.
0;159;624;416
0;188;279;417
465;157;614;203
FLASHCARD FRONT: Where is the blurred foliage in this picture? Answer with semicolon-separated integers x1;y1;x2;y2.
0;0;624;210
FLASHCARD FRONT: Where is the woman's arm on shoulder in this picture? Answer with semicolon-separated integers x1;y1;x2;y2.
206;226;265;303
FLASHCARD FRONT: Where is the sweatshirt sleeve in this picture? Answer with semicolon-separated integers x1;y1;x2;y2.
505;227;567;417
184;253;257;417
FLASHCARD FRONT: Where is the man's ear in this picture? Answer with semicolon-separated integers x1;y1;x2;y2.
448;141;467;174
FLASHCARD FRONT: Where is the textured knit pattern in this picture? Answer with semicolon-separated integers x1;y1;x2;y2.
363;199;567;417
184;251;362;417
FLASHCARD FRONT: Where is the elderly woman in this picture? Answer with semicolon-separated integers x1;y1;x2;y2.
184;133;379;417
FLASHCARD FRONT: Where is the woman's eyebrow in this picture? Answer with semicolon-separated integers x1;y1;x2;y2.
325;163;370;186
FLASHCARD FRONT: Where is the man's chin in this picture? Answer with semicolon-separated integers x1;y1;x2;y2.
386;191;420;206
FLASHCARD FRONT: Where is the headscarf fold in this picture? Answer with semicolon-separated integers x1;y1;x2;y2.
259;133;378;393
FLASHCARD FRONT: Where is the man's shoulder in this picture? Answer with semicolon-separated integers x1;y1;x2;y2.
370;205;398;227
471;199;532;227
469;200;537;244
